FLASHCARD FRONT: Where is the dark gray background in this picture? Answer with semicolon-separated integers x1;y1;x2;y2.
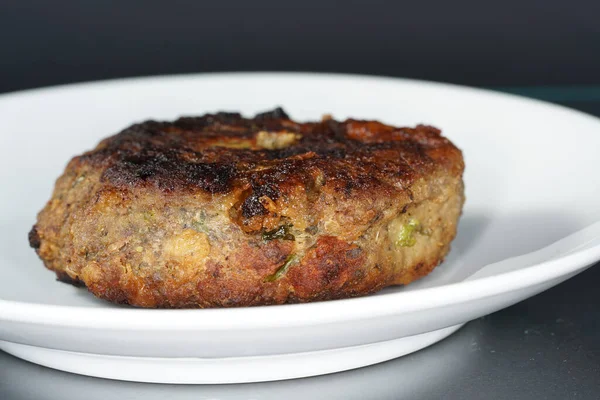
1;0;600;94
1;2;599;398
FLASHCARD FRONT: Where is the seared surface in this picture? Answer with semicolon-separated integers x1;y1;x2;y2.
30;108;465;307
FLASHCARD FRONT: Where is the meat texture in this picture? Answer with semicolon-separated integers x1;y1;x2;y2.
29;108;465;308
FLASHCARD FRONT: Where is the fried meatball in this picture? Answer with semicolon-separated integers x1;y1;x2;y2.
29;108;465;308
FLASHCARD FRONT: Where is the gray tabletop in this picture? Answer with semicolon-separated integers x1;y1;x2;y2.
1;98;599;400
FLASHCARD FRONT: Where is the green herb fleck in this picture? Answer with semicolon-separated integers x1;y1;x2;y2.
262;225;295;241
264;254;297;282
396;219;421;247
143;210;156;222
191;219;208;233
190;211;208;233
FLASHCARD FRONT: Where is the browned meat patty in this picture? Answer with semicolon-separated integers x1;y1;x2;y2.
29;108;465;308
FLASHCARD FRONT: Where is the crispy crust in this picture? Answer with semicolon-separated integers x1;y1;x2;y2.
30;108;465;308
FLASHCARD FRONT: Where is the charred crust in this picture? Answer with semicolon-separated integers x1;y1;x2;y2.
241;180;281;218
241;192;268;218
55;270;86;287
174;111;243;130
214;111;243;122
101;148;235;194
28;225;41;249
254;107;289;120
73;108;458;202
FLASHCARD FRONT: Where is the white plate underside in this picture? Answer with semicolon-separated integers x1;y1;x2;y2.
0;324;463;384
1;73;599;383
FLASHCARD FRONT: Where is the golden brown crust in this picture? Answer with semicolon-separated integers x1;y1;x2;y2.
30;108;465;308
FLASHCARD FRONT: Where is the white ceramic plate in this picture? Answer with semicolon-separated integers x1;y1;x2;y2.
1;73;599;384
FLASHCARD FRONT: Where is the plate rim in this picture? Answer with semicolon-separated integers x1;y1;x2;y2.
1;72;599;330
1;243;599;329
